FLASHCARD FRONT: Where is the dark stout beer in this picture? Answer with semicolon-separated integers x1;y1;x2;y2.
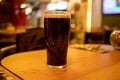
44;11;70;68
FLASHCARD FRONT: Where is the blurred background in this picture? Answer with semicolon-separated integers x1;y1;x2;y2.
0;0;120;48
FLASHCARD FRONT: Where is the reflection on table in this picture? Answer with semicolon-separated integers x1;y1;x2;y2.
1;44;120;80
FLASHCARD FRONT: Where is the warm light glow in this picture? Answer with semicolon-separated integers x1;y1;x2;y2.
25;7;32;15
0;0;1;2
87;0;92;32
47;1;68;11
56;1;68;10
20;4;27;8
50;0;58;2
47;3;56;10
70;0;81;3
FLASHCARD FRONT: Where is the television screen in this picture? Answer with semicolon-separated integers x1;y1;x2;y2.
102;0;120;14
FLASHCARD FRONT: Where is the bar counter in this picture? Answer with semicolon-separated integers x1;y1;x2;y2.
1;44;120;80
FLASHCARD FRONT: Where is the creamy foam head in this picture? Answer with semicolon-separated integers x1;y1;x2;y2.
44;11;70;18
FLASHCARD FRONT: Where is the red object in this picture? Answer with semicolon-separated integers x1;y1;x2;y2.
12;0;27;27
116;0;120;2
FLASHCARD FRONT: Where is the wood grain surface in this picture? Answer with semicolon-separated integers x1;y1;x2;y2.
1;44;120;80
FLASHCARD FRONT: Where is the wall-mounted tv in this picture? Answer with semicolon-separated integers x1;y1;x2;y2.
102;0;120;14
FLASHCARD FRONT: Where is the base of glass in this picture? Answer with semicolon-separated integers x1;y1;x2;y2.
48;65;66;69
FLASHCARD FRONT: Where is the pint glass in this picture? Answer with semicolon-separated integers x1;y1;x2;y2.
44;11;71;68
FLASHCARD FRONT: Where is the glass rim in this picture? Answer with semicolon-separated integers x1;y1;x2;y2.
44;10;71;18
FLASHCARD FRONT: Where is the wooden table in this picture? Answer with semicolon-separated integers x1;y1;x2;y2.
1;44;120;80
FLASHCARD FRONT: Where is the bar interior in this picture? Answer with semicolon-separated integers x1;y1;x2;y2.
0;0;120;79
